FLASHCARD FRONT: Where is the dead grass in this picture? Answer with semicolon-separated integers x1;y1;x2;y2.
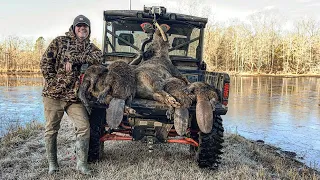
0;116;319;180
1;121;44;147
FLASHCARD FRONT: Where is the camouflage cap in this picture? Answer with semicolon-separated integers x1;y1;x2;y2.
73;15;91;28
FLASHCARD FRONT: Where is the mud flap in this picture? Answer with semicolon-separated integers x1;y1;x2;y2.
106;98;125;129
196;100;213;133
174;108;189;136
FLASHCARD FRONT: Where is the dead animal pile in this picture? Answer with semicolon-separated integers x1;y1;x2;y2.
135;22;219;135
134;23;192;135
79;60;136;128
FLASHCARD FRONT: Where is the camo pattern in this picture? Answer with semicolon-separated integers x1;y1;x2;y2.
40;25;103;102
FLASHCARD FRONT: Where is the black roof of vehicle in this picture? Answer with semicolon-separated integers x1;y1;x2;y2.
103;10;208;28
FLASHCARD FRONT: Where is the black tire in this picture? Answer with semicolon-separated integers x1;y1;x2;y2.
190;115;224;169
88;107;106;163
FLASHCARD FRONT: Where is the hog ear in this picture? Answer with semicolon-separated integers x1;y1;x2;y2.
140;22;154;32
160;24;170;32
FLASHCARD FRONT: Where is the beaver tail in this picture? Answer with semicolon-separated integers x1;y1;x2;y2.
174;108;189;136
196;98;214;134
106;98;125;129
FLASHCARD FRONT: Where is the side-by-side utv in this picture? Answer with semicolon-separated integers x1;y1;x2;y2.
87;6;230;169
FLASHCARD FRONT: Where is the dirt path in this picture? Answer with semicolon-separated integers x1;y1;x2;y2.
0;116;319;180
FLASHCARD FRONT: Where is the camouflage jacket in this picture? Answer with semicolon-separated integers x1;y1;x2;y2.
40;26;103;102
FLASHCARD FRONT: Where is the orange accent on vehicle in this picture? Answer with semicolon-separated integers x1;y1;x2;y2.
100;134;132;141
167;137;199;147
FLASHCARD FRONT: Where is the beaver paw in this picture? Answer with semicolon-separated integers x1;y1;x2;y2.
166;95;181;108
124;106;136;115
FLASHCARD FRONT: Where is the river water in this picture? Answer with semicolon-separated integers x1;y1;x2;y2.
0;75;319;169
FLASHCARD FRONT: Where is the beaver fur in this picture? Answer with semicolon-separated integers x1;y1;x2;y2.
134;24;189;108
186;82;219;133
164;79;219;134
78;60;136;128
163;77;194;135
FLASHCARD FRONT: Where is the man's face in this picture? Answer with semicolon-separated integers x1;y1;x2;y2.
75;23;89;40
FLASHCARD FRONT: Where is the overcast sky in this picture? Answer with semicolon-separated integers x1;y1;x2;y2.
1;0;320;42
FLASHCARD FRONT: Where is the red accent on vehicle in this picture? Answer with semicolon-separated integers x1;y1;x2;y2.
140;22;153;32
223;83;229;100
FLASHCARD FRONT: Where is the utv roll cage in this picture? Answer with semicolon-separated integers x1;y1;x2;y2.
102;6;208;70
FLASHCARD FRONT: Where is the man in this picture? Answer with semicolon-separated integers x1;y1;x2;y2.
40;15;102;175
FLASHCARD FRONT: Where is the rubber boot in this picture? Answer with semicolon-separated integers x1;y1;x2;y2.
45;135;59;174
75;138;92;175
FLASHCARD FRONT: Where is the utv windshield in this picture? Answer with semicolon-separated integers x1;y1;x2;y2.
104;19;201;59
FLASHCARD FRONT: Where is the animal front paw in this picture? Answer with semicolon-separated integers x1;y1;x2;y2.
166;95;181;108
124;106;136;115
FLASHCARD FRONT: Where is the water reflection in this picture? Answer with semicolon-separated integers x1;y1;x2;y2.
225;76;320;168
0;74;44;135
0;74;43;87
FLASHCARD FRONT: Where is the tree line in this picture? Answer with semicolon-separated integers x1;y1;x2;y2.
0;37;101;73
0;36;45;73
203;16;320;74
1;16;319;75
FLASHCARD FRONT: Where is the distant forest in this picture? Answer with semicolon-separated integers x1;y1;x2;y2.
203;16;320;74
1;15;320;74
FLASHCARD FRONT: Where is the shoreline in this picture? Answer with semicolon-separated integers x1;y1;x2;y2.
0;118;319;179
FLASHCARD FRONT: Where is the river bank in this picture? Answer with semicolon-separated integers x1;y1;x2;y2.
0;116;319;180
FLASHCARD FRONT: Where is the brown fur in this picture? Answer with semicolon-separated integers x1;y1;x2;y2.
187;82;219;133
164;77;194;108
78;64;108;108
163;79;219;134
79;61;136;105
79;61;136;128
163;77;194;135
134;24;189;108
96;61;136;104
